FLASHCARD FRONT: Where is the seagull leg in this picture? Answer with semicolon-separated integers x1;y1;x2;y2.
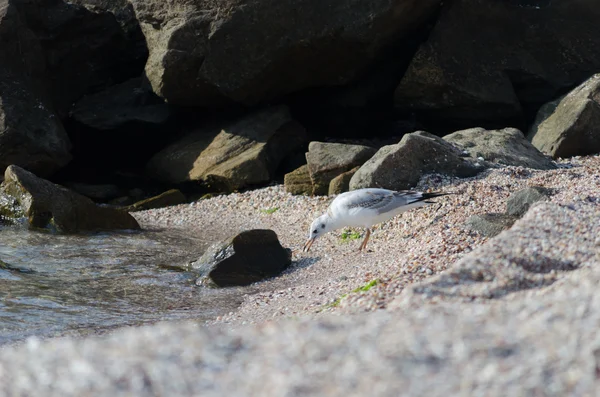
358;228;371;252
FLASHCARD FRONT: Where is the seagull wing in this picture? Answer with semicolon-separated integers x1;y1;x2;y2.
339;189;440;215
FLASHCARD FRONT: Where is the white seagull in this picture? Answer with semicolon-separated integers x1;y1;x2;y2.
303;188;450;252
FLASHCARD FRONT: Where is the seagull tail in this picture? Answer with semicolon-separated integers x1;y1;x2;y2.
420;191;455;203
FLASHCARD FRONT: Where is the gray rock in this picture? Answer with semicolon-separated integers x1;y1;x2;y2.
328;166;360;195
15;0;147;116
444;127;556;170
190;229;292;287
528;74;600;158
394;0;600;128
0;4;72;178
466;213;518;238
350;131;484;191
71;77;172;130
284;165;313;196
129;0;440;106
146;106;307;191
0;165;140;233
506;186;551;217
306;142;376;195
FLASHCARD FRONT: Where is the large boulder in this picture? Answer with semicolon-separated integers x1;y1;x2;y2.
70;76;171;130
350;131;484;190
14;0;147;116
444;127;556;170
129;0;441;106
0;1;72;178
146;106;306;191
190;229;292;287
394;0;600;129
0;165;140;233
527;74;600;158
306;142;376;195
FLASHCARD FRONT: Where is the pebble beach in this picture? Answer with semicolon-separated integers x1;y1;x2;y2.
133;154;600;326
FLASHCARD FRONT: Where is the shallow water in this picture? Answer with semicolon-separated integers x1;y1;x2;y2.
0;226;246;345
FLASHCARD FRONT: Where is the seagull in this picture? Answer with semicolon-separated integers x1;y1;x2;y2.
303;188;450;252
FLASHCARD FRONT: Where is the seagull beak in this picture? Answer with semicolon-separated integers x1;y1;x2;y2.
303;237;315;252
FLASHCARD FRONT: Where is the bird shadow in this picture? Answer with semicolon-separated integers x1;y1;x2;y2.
282;256;320;276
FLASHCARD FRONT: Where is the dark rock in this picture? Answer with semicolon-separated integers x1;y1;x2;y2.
146;106;307;191
466;213;519;238
306;142;376;195
0;165;140;233
350;131;484;191
65;182;122;201
444;128;556;170
70;77;171;130
528;74;600;158
125;189;187;212
129;0;441;106
108;196;134;207
0;2;72;178
394;0;600;129
15;0;147;116
284;165;313;196
506;187;551;217
329;166;360;195
190;229;292;287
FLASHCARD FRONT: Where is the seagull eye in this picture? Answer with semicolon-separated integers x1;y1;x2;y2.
312;229;317;234
320;224;325;229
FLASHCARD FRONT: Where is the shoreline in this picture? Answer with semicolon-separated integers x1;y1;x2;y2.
131;154;600;328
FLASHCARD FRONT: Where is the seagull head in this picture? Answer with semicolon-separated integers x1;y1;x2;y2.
303;213;333;252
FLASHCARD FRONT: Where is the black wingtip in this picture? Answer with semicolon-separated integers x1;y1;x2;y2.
421;191;454;199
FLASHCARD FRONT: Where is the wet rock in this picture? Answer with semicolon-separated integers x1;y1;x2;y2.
70;77;171;130
306;142;375;195
466;213;519;238
0;3;72;178
284;165;313;196
394;0;600;129
129;0;440;106
146;106;306;191
528;74;600;158
15;0;147;116
0;165;139;233
350;131;484;191
444;128;556;170
65;183;122;202
125;189;187;212
506;187;551;217
329;166;359;195
190;229;292;287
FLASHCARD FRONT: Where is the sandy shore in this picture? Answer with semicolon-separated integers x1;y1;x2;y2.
133;154;600;327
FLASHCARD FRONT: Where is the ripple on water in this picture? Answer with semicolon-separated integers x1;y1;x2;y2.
0;226;246;345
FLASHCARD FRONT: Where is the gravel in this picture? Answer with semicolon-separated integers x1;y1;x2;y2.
133;154;600;325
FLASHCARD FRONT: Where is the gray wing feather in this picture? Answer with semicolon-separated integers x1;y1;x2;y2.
344;190;424;214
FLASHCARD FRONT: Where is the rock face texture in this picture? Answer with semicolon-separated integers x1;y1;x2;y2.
528;74;600;158
394;0;600;129
0;1;72;177
146;106;306;191
129;0;441;106
0;202;598;396
14;0;147;116
444;128;556;170
0;165;139;233
350;131;484;190
190;229;292;287
284;165;313;196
